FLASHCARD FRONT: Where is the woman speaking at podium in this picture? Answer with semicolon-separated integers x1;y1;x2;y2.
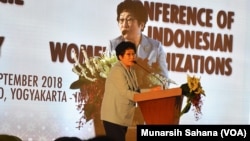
101;41;161;141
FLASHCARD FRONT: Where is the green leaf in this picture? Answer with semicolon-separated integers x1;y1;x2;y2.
180;102;191;117
180;83;190;96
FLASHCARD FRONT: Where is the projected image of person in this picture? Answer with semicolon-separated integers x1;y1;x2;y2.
101;41;161;141
105;0;170;89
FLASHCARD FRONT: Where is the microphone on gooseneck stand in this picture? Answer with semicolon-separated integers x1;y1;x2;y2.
122;30;128;35
133;61;167;89
133;61;178;89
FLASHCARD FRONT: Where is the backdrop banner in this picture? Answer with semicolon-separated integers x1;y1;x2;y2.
0;0;249;140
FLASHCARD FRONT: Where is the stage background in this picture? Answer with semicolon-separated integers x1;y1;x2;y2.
0;0;249;140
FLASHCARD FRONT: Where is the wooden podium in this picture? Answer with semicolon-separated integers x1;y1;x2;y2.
134;88;182;124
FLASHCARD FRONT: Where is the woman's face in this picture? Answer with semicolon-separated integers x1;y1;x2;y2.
119;49;136;68
118;11;143;41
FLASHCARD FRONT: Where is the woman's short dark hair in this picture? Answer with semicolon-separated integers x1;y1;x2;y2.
115;41;136;60
54;136;82;141
116;0;148;26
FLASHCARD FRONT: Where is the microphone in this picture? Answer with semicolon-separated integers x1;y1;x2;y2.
133;61;177;89
122;30;128;35
133;61;177;87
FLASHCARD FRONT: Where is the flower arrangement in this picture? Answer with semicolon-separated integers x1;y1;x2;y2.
70;48;117;129
180;75;206;120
